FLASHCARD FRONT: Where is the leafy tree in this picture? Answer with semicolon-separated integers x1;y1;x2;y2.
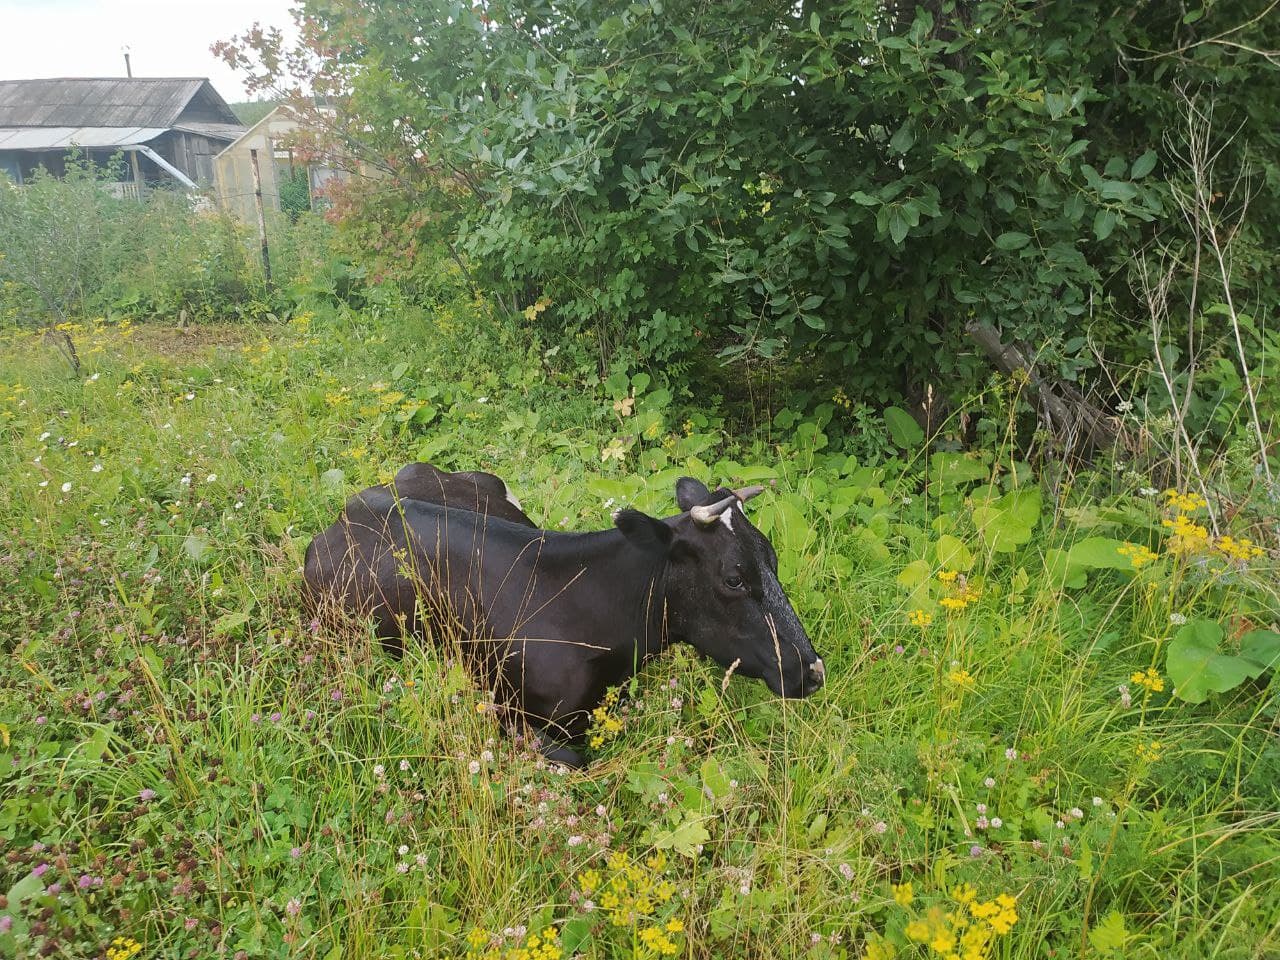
219;0;1280;416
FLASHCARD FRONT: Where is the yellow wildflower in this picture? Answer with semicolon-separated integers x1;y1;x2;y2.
1164;489;1207;513
947;668;976;690
893;881;914;906
1215;535;1265;563
1136;740;1164;763
988;894;1018;934
1162;513;1211;555
107;937;143;960
909;609;933;628
937;570;960;584
1117;542;1159;569
578;869;601;894
1130;667;1164;693
931;927;958;954
905;919;931;942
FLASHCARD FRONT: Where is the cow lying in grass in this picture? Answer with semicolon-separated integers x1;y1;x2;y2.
303;467;824;766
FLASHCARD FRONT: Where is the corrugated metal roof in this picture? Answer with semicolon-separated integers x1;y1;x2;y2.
0;126;168;150
171;122;246;141
0;78;239;128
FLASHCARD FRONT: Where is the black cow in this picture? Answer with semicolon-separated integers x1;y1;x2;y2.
303;476;824;766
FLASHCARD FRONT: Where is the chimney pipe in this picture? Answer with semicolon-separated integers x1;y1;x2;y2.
123;49;132;78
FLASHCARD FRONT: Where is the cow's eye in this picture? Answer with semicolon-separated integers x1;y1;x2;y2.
724;574;744;590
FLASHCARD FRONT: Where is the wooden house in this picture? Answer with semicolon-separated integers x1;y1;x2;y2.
0;77;244;194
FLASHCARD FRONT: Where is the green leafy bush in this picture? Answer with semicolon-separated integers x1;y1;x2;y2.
242;0;1279;406
0;156;325;327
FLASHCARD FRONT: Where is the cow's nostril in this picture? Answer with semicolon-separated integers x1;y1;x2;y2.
810;658;825;685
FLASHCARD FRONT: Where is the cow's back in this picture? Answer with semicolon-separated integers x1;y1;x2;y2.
302;487;535;654
391;462;534;527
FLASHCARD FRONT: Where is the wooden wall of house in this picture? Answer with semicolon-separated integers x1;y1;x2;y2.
152;131;226;185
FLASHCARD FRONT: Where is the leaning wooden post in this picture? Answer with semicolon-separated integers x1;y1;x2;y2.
249;147;271;284
128;149;145;201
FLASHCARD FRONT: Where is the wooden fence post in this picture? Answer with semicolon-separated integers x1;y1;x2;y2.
249;147;271;284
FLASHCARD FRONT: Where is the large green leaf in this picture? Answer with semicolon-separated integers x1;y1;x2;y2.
928;452;989;490
1066;537;1131;571
1239;630;1280;671
972;489;1041;553
883;406;924;448
1166;620;1268;704
933;534;974;571
896;558;932;588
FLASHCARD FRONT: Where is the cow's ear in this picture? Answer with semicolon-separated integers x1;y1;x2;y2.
676;477;712;511
615;509;674;553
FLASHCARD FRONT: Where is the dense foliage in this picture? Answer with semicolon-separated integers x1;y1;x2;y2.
0;158;330;328
1;290;1277;958
224;0;1279;410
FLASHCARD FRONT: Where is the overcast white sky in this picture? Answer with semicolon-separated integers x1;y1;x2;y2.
0;0;298;102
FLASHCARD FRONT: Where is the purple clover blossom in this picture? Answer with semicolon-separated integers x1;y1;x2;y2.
270;711;282;723
46;883;61;895
77;874;95;889
330;687;343;702
970;845;983;857
139;788;156;802
0;916;11;933
32;863;49;878
285;897;302;917
290;847;302;859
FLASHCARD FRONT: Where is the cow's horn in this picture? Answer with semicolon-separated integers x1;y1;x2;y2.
690;495;737;526
733;485;764;503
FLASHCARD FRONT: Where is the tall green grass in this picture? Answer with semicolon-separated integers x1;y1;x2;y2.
1;301;1277;960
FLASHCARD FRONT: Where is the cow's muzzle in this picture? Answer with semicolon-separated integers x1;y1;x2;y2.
801;657;825;695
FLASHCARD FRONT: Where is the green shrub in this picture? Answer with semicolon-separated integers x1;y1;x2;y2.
0;155;331;327
242;0;1279;407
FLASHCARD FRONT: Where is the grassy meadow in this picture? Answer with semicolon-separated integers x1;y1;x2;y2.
1;297;1278;960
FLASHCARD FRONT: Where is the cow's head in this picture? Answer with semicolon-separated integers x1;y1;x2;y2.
615;478;824;698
